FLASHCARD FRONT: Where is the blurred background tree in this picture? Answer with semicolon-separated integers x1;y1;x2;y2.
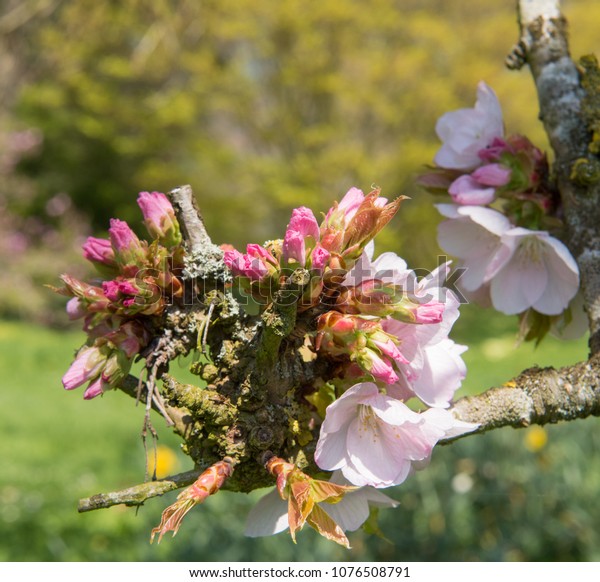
3;0;568;262
1;0;600;561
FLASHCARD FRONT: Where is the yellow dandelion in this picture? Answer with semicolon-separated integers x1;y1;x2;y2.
524;425;548;452
148;445;180;478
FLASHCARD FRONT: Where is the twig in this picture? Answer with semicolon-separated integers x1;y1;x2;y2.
168;185;213;255
167;184;227;282
78;469;202;513
117;374;192;438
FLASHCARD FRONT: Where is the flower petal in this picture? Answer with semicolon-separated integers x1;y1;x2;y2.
245;489;289;537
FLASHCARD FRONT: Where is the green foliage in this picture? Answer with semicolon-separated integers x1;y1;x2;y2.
13;0;600;266
1;316;596;561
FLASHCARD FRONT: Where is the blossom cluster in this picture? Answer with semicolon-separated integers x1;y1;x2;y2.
224;187;477;539
223;187;402;309
420;82;582;339
58;192;184;399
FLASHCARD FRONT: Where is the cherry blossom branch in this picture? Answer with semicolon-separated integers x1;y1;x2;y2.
447;355;600;440
514;0;600;354
78;468;202;512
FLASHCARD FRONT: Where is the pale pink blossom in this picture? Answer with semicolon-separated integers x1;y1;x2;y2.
436;205;580;316
490;228;579;315
384;322;468;408
343;249;467;407
244;473;398;537
434;82;504;171
314;382;477;488
381;264;467;408
436;204;512;292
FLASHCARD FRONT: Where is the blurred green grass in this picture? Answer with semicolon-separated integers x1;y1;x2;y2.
1;313;599;561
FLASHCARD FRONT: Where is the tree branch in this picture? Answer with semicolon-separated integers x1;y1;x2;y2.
78;469;201;512
168;184;229;282
516;0;600;354
447;355;600;440
87;357;600;513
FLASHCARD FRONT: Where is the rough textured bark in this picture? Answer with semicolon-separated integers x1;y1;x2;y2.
447;355;600;438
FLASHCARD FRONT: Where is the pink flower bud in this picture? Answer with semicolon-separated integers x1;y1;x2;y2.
287;206;320;241
337;188;366;222
246;244;276;264
82;237;116;267
368;333;409;366
102;280;121;302
106;321;150;358
471;163;512;187
66;297;86;320
83;376;109;400
137;191;182;247
448;175;496;205
310;244;330;273
356;349;399;384
413;301;445;324
109;219;146;266
282;229;306;266
321;188;365;238
478;137;510;162
223;249;269;281
321;189;403;262
62;346;105;390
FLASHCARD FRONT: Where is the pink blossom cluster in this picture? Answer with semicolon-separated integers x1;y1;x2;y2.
58;192;184;398
239;191;477;537
223;187;402;309
422;82;581;333
312;245;476;490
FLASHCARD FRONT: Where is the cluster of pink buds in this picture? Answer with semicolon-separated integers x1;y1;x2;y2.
57;191;184;398
421;82;582;340
223;187;402;309
316;311;409;385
